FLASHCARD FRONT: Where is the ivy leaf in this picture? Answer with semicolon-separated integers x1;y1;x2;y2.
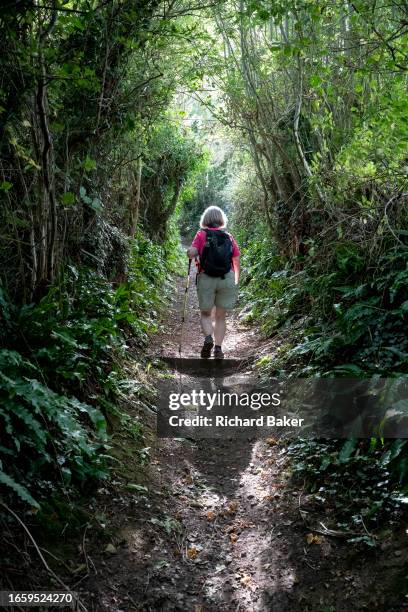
79;186;92;204
61;192;75;205
90;197;103;213
0;181;12;191
83;156;97;171
319;456;331;471
339;439;358;463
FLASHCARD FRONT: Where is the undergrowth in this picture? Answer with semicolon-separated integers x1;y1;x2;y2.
0;231;176;510
288;438;408;544
238;226;408;535
240;234;408;378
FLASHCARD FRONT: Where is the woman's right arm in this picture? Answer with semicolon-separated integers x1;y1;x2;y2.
187;230;202;259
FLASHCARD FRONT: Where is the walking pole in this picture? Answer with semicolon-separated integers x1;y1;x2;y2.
179;258;192;357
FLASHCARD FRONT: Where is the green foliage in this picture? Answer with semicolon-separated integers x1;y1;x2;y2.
240;230;408;526
241;234;408;376
0;348;108;508
288;438;408;536
287;244;408;376
0;0;203;516
141;120;205;241
239;229;308;337
181;151;229;238
0;0;206;300
150;515;183;535
128;231;175;328
0;230;174;508
0;469;39;509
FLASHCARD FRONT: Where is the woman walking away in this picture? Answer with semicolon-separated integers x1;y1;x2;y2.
187;206;240;359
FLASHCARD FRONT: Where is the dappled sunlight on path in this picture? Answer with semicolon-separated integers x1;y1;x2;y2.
79;260;399;612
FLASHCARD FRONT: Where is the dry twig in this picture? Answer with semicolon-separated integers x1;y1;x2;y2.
0;502;87;612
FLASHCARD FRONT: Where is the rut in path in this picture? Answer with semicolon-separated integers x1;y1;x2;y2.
80;262;398;612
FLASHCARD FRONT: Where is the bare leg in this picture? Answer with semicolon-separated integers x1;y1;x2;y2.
200;309;213;337
214;307;227;346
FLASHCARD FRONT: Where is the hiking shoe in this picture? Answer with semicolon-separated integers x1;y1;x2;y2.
200;336;214;359
214;345;224;360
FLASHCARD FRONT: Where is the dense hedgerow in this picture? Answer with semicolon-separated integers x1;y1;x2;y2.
239;237;408;377
235;230;408;530
0;231;175;509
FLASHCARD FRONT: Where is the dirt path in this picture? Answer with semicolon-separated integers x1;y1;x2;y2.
78;265;405;611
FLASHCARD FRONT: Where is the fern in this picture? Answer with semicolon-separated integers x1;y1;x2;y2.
0;358;108;505
0;469;39;508
0;242;168;507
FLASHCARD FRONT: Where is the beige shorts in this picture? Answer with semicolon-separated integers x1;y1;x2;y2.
196;270;238;311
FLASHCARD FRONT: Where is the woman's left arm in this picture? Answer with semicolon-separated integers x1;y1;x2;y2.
233;256;240;285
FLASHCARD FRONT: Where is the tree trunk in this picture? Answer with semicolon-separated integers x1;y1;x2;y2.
129;156;142;236
34;8;58;289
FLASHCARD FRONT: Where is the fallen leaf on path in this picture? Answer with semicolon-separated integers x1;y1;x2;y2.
225;501;238;515
206;510;216;521
321;539;332;558
190;500;204;508
104;543;117;554
235;519;252;529
125;483;148;493
306;533;324;545
187;546;199;559
154;560;170;570
266;437;278;446
240;574;252;587
230;533;238;544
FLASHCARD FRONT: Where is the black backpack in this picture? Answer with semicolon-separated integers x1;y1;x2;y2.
200;229;233;278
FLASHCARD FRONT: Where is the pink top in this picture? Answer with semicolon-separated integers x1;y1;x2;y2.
191;228;240;270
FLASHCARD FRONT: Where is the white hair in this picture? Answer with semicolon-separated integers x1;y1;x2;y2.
200;206;228;229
